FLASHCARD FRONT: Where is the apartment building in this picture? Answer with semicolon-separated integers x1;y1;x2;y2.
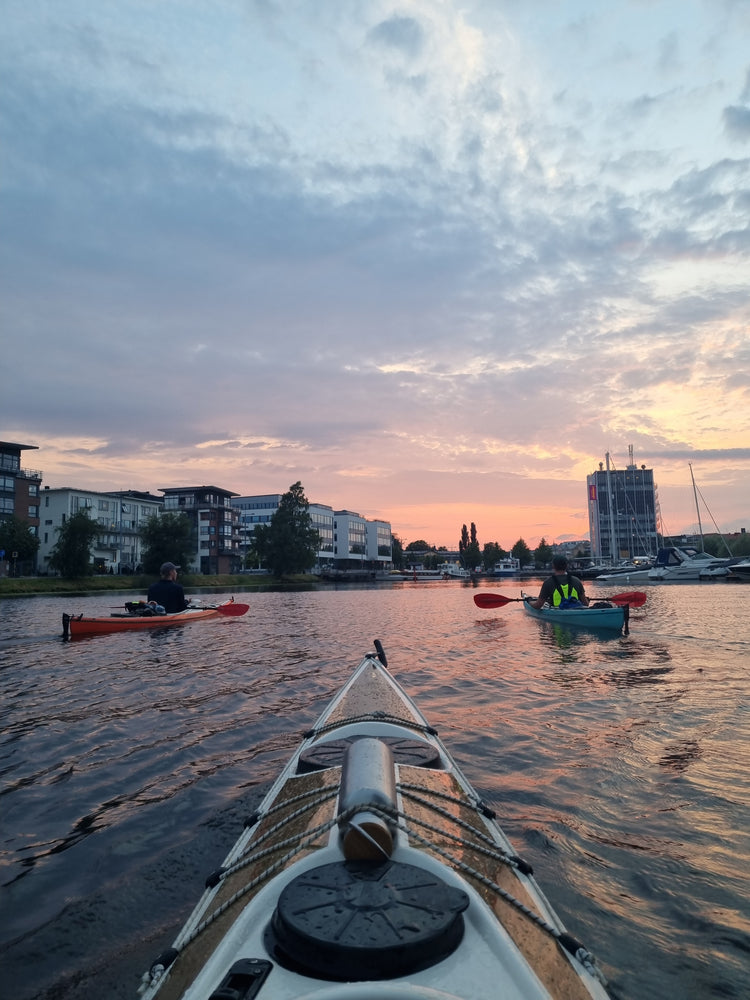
232;495;392;572
0;440;43;574
38;487;163;574
161;485;242;575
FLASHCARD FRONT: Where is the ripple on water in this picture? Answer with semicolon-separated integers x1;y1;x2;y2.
0;583;749;1000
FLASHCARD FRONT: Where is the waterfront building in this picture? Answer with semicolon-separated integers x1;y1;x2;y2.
0;440;43;574
587;447;660;564
232;495;392;572
38;487;163;574
234;495;336;570
161;485;241;575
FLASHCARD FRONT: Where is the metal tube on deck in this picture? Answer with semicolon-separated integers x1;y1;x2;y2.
339;737;397;860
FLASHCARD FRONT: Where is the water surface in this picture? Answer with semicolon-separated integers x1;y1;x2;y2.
1;581;748;999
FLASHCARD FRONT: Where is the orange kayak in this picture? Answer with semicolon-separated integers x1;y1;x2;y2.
62;600;249;638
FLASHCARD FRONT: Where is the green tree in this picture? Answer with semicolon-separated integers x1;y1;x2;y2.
0;516;40;569
405;540;432;552
140;512;195;575
390;533;404;568
266;482;320;577
511;537;532;567
459;523;481;571
245;524;270;569
48;511;100;579
482;541;502;571
534;537;553;568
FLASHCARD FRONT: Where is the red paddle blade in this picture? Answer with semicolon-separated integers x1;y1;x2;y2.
607;591;647;608
216;602;250;616
473;593;517;609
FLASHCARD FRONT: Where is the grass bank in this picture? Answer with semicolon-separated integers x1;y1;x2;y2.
0;574;317;598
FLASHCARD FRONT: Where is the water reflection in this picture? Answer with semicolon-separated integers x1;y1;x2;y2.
658;739;703;772
0;585;749;1000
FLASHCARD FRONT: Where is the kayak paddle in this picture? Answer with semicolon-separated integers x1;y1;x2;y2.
474;591;647;610
602;591;647;608
473;593;524;608
214;602;250;616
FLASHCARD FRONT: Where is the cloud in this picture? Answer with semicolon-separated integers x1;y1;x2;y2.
723;104;750;141
2;0;749;543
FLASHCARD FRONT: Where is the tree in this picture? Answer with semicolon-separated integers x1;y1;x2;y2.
265;482;320;577
48;511;100;579
511;537;532;567
0;516;40;570
459;523;481;571
534;537;553;568
140;513;195;575
390;533;404;569
482;541;502;571
245;524;270;569
405;540;432;552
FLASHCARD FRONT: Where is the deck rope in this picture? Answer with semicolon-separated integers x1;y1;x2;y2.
305;711;437;739
141;779;606;993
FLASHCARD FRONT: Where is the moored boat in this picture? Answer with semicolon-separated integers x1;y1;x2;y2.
728;559;750;581
137;643;611;1000
646;546;730;582
522;595;627;633
493;557;521;577
438;561;472;579
62;599;248;638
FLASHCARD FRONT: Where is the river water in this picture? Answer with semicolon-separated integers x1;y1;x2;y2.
1;580;748;1000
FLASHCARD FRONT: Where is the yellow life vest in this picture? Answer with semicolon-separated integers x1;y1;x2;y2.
551;576;581;607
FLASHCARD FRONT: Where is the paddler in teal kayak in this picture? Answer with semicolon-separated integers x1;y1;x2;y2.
527;554;589;610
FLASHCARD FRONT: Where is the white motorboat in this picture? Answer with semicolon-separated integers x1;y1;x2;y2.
593;561;653;584
728;560;750;581
493;557;521;576
647;547;731;581
439;561;472;579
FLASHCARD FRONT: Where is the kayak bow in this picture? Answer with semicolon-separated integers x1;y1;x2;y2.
138;642;611;1000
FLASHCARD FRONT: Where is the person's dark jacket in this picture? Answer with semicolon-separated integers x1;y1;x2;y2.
146;579;189;614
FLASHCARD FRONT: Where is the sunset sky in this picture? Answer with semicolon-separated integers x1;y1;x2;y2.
3;0;749;550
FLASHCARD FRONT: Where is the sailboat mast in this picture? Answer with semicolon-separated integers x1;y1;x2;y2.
689;462;704;551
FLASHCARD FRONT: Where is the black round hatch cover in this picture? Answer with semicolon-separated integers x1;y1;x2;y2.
269;860;469;981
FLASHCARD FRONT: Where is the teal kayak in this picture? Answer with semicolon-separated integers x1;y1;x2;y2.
522;595;627;632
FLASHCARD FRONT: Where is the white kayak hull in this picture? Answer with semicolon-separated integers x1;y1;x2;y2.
138;644;610;1000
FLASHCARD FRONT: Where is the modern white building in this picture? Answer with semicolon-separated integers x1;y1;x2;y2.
234;494;336;570
232;495;392;572
38;487;163;574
